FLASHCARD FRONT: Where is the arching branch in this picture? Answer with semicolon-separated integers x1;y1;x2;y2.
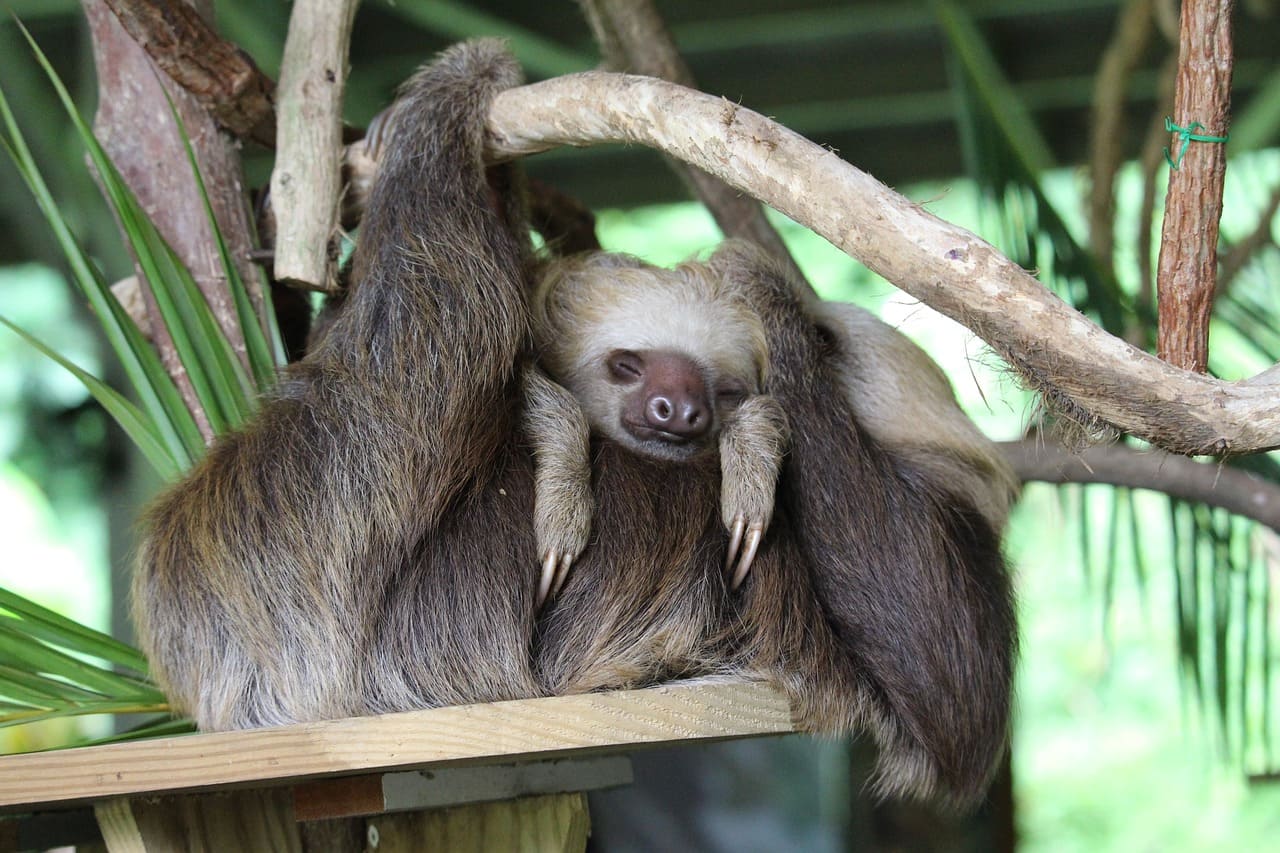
477;73;1280;456
576;0;807;286
1002;440;1280;532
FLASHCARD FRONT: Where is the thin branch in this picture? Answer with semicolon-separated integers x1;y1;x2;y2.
576;0;808;287
1155;0;1234;372
268;0;359;291
1089;0;1155;276
102;0;275;147
1217;179;1280;293
484;72;1280;455
1001;439;1280;533
1137;54;1179;316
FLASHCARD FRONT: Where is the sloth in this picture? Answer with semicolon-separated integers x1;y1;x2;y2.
524;251;1017;605
133;40;1018;807
524;251;789;603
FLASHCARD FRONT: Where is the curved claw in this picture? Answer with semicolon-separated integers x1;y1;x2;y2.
536;551;558;609
725;515;746;572
729;524;765;590
551;552;574;599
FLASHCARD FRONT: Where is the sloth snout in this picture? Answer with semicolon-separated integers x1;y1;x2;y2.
645;392;709;439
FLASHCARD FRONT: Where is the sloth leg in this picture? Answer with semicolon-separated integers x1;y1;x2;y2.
810;300;1018;530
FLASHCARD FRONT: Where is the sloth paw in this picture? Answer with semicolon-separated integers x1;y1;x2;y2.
724;512;767;590
718;394;787;590
534;489;594;609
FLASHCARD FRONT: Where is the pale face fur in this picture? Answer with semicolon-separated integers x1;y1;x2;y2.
532;253;769;461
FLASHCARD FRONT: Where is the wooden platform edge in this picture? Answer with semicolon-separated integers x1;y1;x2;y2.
0;680;794;812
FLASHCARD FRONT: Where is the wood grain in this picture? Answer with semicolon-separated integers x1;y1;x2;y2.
369;793;590;853
95;789;300;852
0;682;792;811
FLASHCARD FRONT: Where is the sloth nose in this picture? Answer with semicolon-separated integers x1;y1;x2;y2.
645;391;709;439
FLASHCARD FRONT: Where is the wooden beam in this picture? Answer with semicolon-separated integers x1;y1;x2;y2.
292;756;632;821
0;682;792;812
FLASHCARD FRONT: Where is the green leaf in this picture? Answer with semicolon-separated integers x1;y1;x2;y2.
0;317;181;481
0;625;159;702
0;76;203;468
168;92;285;384
15;21;257;436
0;663;104;707
0;588;149;676
83;716;194;747
0;702;172;733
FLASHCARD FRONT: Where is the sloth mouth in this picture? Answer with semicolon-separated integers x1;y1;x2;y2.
625;423;693;443
619;420;710;461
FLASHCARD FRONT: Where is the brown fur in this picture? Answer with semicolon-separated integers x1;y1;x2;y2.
134;41;1016;808
530;242;1016;806
134;42;544;730
528;252;788;589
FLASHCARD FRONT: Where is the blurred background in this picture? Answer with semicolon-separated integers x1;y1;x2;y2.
2;1;1280;850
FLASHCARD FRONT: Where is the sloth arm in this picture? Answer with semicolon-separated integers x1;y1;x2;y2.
719;394;790;587
522;364;594;604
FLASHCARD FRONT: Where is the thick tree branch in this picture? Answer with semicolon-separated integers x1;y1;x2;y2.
577;0;808;287
83;0;264;438
482;73;1280;455
269;0;358;291
102;0;275;147
1155;0;1234;372
1002;439;1280;533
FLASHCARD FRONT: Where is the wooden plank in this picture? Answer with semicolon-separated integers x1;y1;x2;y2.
293;756;633;821
369;793;590;853
0;681;792;811
382;756;631;814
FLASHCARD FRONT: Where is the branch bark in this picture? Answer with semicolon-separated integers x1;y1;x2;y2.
1154;0;1235;372
102;0;275;146
109;14;1280;457
577;0;808;286
482;72;1280;455
84;0;264;439
1001;439;1280;533
269;0;359;291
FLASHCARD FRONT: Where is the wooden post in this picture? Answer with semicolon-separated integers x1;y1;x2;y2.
370;794;589;853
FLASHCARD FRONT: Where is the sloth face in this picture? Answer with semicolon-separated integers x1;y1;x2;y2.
532;253;767;461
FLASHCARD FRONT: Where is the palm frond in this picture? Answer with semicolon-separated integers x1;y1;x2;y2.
934;0;1132;337
0;592;170;738
930;2;1280;778
0;28;288;747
